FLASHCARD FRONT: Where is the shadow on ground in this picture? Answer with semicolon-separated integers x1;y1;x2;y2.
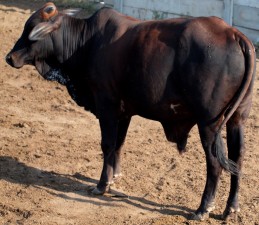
0;156;195;219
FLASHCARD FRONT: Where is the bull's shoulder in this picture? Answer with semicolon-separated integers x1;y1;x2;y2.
125;17;190;47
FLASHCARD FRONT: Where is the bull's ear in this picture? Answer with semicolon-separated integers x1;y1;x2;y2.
41;2;58;20
62;8;81;17
29;22;54;41
29;18;61;41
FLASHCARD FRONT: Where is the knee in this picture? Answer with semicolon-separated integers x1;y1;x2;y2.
101;140;116;154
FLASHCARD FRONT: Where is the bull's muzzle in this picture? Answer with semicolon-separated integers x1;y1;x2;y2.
5;52;24;68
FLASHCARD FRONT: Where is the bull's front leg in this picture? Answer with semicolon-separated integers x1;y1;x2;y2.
92;109;118;195
113;117;131;180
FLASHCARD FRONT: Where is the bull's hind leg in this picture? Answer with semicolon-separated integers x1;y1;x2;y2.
222;114;246;220
192;125;223;220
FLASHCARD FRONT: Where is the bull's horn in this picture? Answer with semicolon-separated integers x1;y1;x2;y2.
41;2;58;20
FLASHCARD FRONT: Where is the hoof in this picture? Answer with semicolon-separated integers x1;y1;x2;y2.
91;187;105;195
91;185;110;195
222;207;240;221
191;203;215;221
113;173;122;181
190;212;210;221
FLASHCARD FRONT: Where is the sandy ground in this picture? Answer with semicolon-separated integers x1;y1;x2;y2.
0;1;259;224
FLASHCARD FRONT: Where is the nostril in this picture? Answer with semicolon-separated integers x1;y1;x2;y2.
5;54;12;65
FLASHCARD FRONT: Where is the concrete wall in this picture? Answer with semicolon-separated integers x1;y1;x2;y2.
105;0;259;43
233;0;259;43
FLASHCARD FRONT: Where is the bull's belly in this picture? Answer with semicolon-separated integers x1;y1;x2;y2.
138;103;196;152
125;100;196;152
128;100;193;122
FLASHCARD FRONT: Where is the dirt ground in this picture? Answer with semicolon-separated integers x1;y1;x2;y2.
0;1;258;224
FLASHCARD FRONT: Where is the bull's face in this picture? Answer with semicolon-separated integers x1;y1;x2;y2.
6;2;79;84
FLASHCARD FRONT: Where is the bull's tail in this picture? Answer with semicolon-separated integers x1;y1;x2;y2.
213;33;256;175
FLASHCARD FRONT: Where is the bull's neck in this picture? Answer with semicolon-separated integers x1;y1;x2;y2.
58;9;122;74
60;14;111;66
61;17;89;62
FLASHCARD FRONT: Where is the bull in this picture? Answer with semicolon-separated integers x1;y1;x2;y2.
6;2;256;220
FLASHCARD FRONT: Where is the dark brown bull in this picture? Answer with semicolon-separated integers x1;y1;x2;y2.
6;2;256;220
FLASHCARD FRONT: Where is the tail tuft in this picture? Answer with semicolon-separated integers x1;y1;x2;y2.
213;134;239;175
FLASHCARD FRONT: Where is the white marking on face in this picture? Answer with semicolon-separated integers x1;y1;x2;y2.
170;103;180;114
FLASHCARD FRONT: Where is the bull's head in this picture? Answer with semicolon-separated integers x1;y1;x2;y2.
6;2;80;84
